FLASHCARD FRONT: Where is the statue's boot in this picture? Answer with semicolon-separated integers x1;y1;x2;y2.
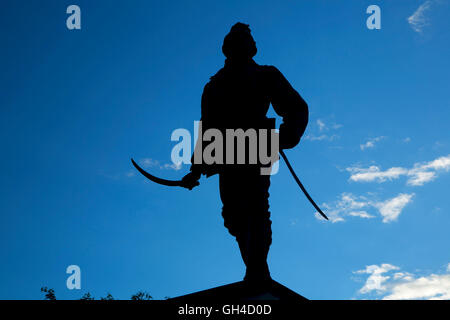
237;221;272;288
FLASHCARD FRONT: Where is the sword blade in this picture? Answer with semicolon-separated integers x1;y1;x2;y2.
279;150;329;221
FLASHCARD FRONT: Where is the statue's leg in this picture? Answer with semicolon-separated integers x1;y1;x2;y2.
219;168;272;283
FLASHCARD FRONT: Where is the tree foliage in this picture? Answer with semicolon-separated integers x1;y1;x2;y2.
40;288;157;300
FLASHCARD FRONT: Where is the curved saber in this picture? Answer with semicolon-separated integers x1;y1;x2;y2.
132;154;329;220
279;150;329;221
131;158;182;187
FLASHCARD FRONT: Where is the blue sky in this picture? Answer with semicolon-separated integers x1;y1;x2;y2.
0;0;449;300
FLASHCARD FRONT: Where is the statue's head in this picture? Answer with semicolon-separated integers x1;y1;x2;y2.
222;23;257;59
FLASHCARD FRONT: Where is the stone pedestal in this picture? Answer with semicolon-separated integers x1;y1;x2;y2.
169;280;307;301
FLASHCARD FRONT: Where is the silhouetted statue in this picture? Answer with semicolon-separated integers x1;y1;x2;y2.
181;23;309;285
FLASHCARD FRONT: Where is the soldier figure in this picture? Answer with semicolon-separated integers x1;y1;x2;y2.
181;23;309;285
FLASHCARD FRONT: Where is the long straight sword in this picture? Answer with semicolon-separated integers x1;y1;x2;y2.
279;150;329;221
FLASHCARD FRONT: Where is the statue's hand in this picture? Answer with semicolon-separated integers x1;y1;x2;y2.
180;171;201;190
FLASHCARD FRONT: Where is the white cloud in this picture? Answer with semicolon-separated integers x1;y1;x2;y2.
407;170;436;186
126;171;136;177
141;158;160;168
319;193;373;223
355;263;450;300
318;193;413;223
347;154;450;186
162;162;182;170
347;166;408;183
407;1;433;33
406;155;450;185
354;264;400;294
360;136;385;150
374;193;414;223
140;158;182;171
420;155;450;171
304;134;338;142
385;274;450;300
393;272;414;281
304;119;342;142
348;211;374;219
317;119;326;131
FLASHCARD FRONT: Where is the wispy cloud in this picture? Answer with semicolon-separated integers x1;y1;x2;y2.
354;263;450;300
318;193;375;223
347;166;408;182
360;136;385;151
105;158;182;180
304;118;342;142
347;154;450;186
407;1;433;33
317;119;326;131
304;134;339;142
317;193;413;223
140;158;182;171
126;171;136;177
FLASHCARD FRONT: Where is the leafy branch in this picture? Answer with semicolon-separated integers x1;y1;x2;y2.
40;288;160;300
